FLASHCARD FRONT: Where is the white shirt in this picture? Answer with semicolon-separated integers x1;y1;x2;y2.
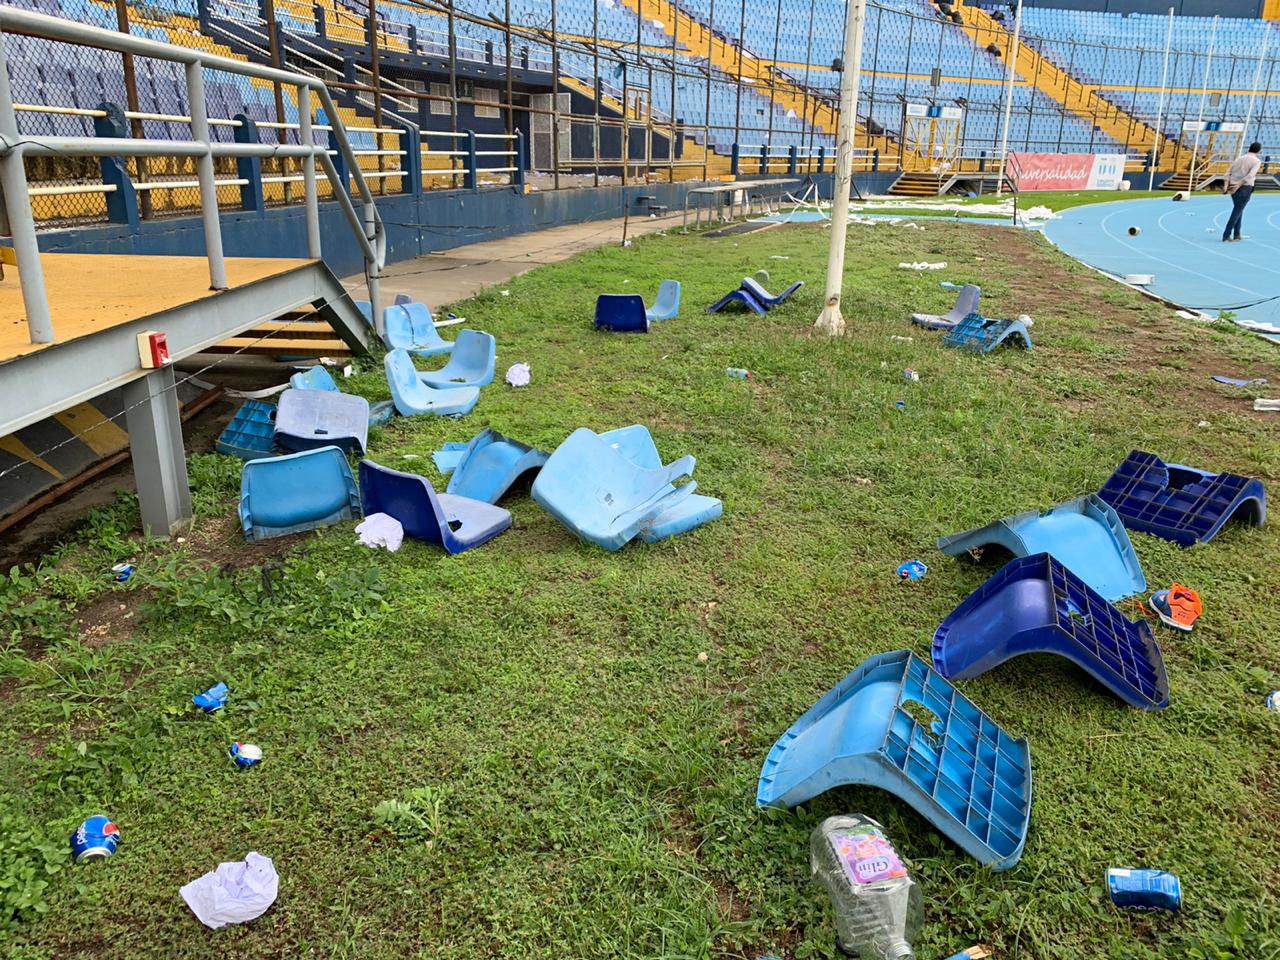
1226;153;1262;188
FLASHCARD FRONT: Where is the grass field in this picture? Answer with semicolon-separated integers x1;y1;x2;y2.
2;210;1279;960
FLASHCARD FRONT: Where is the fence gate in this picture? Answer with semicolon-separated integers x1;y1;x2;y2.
531;92;572;171
902;103;963;174
1182;120;1245;186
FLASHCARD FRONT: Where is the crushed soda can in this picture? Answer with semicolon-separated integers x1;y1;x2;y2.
111;562;135;582
71;815;121;862
903;368;919;382
229;742;263;768
1266;691;1280;712
1107;867;1181;911
897;560;928;581
193;682;229;713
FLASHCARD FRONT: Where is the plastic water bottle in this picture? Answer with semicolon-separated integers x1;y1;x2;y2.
726;367;751;380
811;815;923;959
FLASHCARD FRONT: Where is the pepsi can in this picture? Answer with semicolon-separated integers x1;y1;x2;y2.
229;742;263;768
1266;691;1280;712
71;815;120;862
111;563;134;583
1107;867;1181;911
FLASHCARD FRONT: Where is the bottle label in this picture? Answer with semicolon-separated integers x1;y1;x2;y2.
832;831;908;885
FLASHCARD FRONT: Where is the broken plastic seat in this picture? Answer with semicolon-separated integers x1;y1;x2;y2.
274;388;369;456
595;294;651;332
359;459;511;554
417;329;496;388
706;288;768;315
289;366;341;392
441;428;550;504
384;349;480;418
216;400;278;460
1097;449;1267;547
239;446;360;542
937;494;1146;602
912;283;979;331
598;425;724;543
646;280;682;322
531;426;721;550
740;277;803;308
385;303;455;359
943;313;1032;353
756;649;1031;871
933;553;1169;711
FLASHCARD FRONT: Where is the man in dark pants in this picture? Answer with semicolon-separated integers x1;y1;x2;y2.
1223;141;1262;243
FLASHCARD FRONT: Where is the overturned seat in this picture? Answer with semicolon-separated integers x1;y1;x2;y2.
441;428;550;504
937;494;1145;602
932;553;1169;710
944;313;1032;353
595;294;651;332
239;446;360;542
289;366;341;392
274;388;370;456
740;277;803;308
706;287;768;315
417;329;496;388
531;426;720;550
385;303;455;359
756;649;1032;872
217;400;278;460
385;349;480;418
598;425;724;543
912;283;980;330
645;280;682;322
359;459;511;554
1097;449;1267;547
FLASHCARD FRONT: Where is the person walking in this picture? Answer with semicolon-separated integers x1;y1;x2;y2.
1222;141;1263;243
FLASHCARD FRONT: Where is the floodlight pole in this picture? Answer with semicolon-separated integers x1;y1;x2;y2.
995;0;1022;197
814;0;868;337
1241;25;1271;147
1147;7;1173;192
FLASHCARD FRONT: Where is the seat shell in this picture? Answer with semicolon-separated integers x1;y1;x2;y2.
239;446;359;542
384;349;480;417
417;329;496;388
359;459;511;553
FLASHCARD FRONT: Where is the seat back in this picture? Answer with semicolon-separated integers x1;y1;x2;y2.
358;459;447;546
648;280;682;320
945;284;981;323
239;446;359;542
448;329;496;382
594;294;650;332
385;303;444;351
384;348;432;413
289;366;340;392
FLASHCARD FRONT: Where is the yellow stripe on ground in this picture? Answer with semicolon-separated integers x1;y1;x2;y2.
54;404;129;457
0;436;64;480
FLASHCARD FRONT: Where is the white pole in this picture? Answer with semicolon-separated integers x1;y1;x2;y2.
1241;25;1271;147
1190;15;1218;189
995;0;1022;197
1147;7;1173;191
814;0;867;337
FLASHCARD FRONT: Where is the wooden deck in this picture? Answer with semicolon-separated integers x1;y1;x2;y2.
0;253;315;366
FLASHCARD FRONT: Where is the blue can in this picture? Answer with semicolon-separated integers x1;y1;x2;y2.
229;742;263;768
1266;690;1280;712
1107;867;1181;911
71;815;120;862
111;563;134;583
192;682;229;713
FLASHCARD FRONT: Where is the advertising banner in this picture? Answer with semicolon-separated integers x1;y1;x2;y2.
1008;152;1127;191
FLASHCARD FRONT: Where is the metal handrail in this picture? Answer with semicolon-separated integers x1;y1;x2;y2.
0;7;387;343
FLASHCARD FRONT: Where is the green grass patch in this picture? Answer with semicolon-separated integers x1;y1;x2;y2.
2;221;1278;960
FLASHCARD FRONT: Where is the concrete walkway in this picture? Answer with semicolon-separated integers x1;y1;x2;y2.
343;210;683;307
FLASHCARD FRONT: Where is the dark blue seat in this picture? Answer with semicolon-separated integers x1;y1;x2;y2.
358;460;511;554
594;294;650;332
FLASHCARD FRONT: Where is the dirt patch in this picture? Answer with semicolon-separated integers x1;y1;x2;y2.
75;590;144;650
180;513;311;571
711;876;752;923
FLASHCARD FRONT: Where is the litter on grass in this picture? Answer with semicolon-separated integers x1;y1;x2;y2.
898;261;947;270
181;852;279;929
192;683;228;713
1213;375;1268;386
897;559;927;579
1107;868;1181;912
356;512;405;552
1255;398;1280;411
505;362;532;387
228;742;263;768
71;816;120;862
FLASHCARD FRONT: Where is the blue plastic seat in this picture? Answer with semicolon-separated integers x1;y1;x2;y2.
274;388;370;456
417;329;496;388
216;400;278;460
595;294;651;332
912;283;980;330
442;428;550;504
706;288;768;315
289;365;341;392
944;313;1032;353
384;349;480;418
645;280;682;322
532;426;719;550
598;425;724;543
385;303;455;359
1097;450;1267;547
740;277;803;308
358;459;511;554
756;649;1032;871
239;446;360;542
938;494;1145;602
933;553;1169;711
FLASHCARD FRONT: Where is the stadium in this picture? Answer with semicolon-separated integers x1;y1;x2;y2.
0;0;1277;955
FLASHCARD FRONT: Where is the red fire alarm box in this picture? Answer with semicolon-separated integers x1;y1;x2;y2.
137;330;171;368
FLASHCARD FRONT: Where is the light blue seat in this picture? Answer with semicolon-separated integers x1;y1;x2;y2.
443;428;550;504
239;446;360;542
385;303;454;359
359;459;511;554
645;280;682;322
274;388;369;456
416;329;496;388
912;284;980;331
532;426;720;550
384;349;480;418
289;365;341;392
598;425;724;543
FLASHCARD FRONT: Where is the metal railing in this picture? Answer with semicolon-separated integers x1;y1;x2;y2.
0;6;386;344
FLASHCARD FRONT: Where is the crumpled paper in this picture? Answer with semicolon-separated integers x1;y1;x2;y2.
505;362;531;387
356;512;404;552
180;852;279;929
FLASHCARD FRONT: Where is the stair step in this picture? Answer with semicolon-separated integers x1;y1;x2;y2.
207;337;354;357
240;321;340;340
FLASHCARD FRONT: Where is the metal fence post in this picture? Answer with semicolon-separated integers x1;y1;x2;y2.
185;60;227;290
514;129;527;188
817;145;826;173
232;113;266;212
464;129;478;191
93;102;140;228
788;145;797;175
328;129;348;196
731;141;740;175
297;84;321;259
395;120;421;195
759;142;767;175
313;1;326;40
